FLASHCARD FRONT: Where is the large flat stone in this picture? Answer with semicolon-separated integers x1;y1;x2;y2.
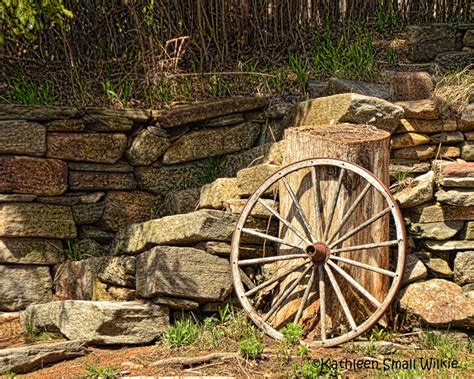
393;145;459;160
0;341;89;374
408;221;464;240
383;71;434;101
112;209;273;255
460;222;474;240
436;189;474;206
153;97;268;128
0;156;67;196
391;133;430;149
47;133;127;163
430;131;464;144
0;203;76;238
461;142;474;161
394;171;434;208
72;202;105;225
405;25;460;62
54;257;106;300
135;159;217;196
394;100;439;120
292;93;404;133
218;142;284;177
163;122;260;164
0;265;52;311
82;114;133;132
237;163;280;196
100;191;155;232
389;160;430;180
20;301;169;344
98;256;136;288
327;78;390;99
409;203;474;223
199;178;239;210
402;254;427;286
136;246;232;303
69;171;136;191
454;251;474;287
36;192;105;206
396;119;457;133
125;127;170;166
441;162;474;178
67;161;133;173
0;120;46;155
197;241;275;259
424;240;474;252
165;187;200;215
399;279;474;328
0;238;64;264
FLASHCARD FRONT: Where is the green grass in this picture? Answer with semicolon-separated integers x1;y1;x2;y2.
370;326;394;342
5;80;58;105
288;54;309;96
83;363;120;379
22;314;63;343
239;336;265;360
64;241;94;261
293;361;339;379
162;318;200;347
423;331;464;360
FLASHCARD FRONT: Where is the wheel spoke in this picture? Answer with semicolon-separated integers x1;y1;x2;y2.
263;264;313;322
331;239;400;254
294;266;316;324
238;253;308;266
330;206;391;248
329;255;397;277
318;265;326;341
324;264;357;331
280;176;316;243
327;182;371;245
327;260;381;308
323;168;345;240
257;199;312;246
244;260;309;297
310;167;324;240
242;228;303;250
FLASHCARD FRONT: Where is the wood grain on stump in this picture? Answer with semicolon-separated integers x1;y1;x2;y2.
274;124;390;338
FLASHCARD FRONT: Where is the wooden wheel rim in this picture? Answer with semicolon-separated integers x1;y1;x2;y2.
230;158;407;347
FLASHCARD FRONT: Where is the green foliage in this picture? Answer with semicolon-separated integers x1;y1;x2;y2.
162;318;200;347
423;332;464;359
83;363;120;379
289;54;309;96
0;0;73;43
207;75;231;97
239;336;265;360
375;4;398;36
22;314;63;343
311;28;378;81
370;326;393;342
386;49;398;67
297;344;309;358
4;371;17;379
294;361;339;378
5;80;57;105
64;241;93;261
101;80;133;107
281;322;303;345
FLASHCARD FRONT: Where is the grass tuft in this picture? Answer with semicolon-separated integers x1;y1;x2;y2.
83;363;120;379
281;322;303;345
434;67;474;116
162;318;200;347
239;336;265;360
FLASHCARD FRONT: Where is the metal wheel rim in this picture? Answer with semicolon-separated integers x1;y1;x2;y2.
230;158;407;347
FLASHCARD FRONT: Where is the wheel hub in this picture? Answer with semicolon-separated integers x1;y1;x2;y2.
305;242;330;264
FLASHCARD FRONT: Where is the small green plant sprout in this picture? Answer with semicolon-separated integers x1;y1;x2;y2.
281;322;303;345
83;363;120;379
239;336;265;360
162;318;200;347
295;360;339;379
7;80;57;105
288;54;309;96
297;344;309;358
386;49;398;67
64;241;94;261
370;326;393;342
423;331;464;360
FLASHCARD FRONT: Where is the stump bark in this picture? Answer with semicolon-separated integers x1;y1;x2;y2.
274;124;391;337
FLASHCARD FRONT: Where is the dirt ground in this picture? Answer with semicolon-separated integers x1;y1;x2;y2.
1;318;472;378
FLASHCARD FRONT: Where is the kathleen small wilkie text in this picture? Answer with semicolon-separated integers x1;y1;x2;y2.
314;357;459;371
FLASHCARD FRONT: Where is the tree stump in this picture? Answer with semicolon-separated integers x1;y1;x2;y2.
273;123;391;338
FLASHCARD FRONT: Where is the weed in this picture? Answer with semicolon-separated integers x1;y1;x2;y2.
363;340;378;358
83;363;120;379
101;80;133;107
239;336;265;360
64;241;94;261
370;326;393;342
217;303;235;323
162;318;200;347
423;331;463;359
22;315;63;343
4;372;17;379
288;54;309;96
281;322;303;345
375;5;398;36
6;80;57;105
386;49;398;67
295;360;339;378
297;344;309;358
207;75;231;97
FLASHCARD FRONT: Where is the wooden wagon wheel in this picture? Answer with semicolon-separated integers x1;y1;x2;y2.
230;158;406;347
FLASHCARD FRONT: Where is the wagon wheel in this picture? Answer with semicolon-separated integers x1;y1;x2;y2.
230;158;406;347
